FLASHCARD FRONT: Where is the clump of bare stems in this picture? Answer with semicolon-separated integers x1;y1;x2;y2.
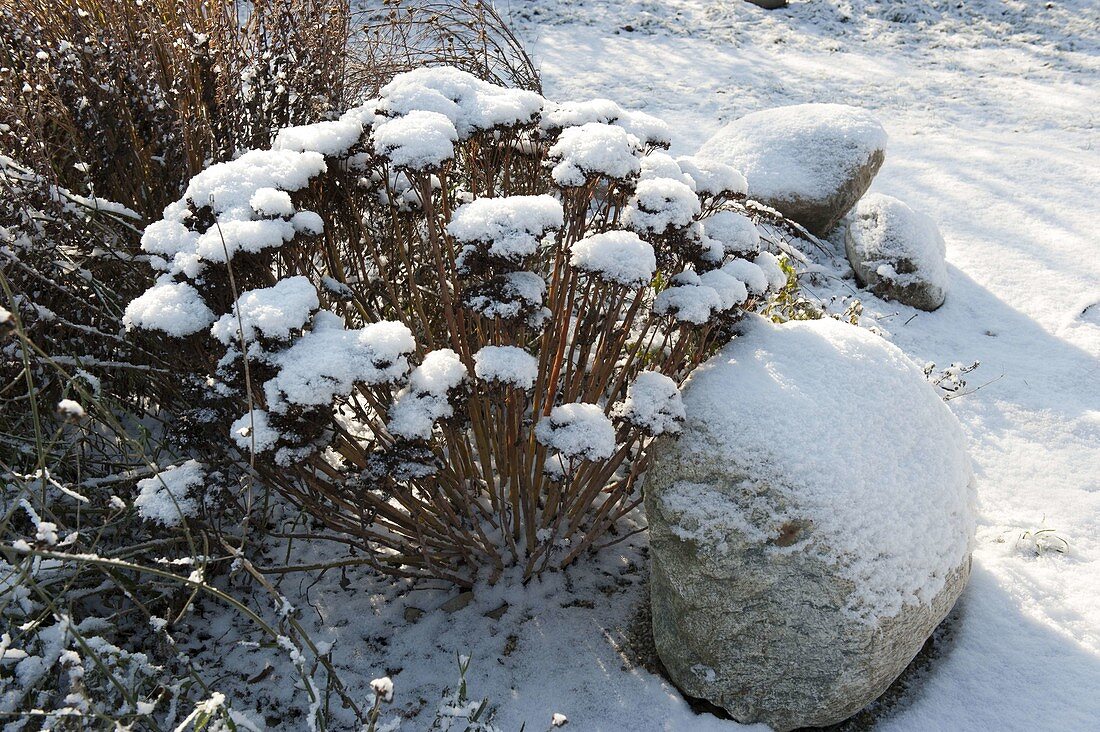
127;66;808;588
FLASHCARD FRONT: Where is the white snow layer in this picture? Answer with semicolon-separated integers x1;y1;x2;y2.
697;269;749;311
701;210;760;256
569;230;656;286
847;193;949;293
613;371;685;436
541;98;671;146
273;107;369;156
679;315;976;620
623;177;701;235
378;66;543;138
676;156;748;197
230;409;280;454
697;103;887;203
653;281;723;324
389;349;467;441
134;460;205;526
640;151;696;188
535;403;617;462
249;187;295;218
182;149;327;216
138;148;328;279
55;399;85;419
447;195;563;263
372;110;458;171
753;251;788;291
264;317;415;413
123;278;215;337
720;257;769;296
210;276;319;346
548;122;642;186
474;346;539;390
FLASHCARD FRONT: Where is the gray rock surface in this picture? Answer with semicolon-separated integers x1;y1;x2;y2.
697;103;887;236
845;193;949;311
644;316;974;730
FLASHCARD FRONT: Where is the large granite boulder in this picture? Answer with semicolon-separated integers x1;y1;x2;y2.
645;315;975;731
845;193;949;311
697;104;887;236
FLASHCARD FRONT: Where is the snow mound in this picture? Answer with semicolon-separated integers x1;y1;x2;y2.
136;148;327;280
701;210;760;257
273;106;371;156
721;257;769;296
613;371;685;436
639;151;695;187
623;177;701;235
676;156;747;197
754;251;787;291
56;399;85;419
250;187;295;217
698;103;887;203
678;315;976;619
230;409;280;453
373;110;458;171
389;349;467;441
541;98;671;146
697;268;749;310
654;282;722;325
379;66;543;138
264;317;415;413
182;149;327;216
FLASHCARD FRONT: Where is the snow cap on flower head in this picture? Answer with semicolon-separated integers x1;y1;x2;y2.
536;403;617;463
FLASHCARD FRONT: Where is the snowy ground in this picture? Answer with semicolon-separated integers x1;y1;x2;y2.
192;2;1100;729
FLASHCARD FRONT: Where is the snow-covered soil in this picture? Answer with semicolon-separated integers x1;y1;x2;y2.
191;2;1100;729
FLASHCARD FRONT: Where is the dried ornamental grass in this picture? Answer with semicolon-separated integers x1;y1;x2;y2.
0;0;351;218
0;0;355;465
353;0;541;97
126;66;804;587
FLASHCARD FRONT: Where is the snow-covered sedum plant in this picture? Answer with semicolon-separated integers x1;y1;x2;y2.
126;67;794;586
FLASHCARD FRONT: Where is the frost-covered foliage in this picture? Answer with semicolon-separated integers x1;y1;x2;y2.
0;154;161;454
0;317;288;729
127;65;805;586
0;127;344;732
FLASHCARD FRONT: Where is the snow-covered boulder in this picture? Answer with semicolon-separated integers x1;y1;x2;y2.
644;315;975;731
845;193;949;311
697;103;887;236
